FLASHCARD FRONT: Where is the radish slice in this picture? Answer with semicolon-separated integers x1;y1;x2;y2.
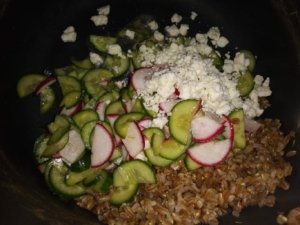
124;101;133;113
130;67;153;91
138;119;152;130
60;101;82;117
91;123;114;167
134;151;147;161
121;146;130;161
107;114;122;146
35;77;56;95
167;88;180;100
159;100;180;114
95;101;107;121
122;122;145;158
191;116;224;143
187;139;231;166
59;130;85;164
245;118;261;133
223;115;234;142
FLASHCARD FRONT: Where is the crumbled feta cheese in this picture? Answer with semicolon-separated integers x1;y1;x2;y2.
179;24;189;36
233;52;249;72
153;31;164;42
148;20;159;31
216;36;229;48
91;15;108;26
97;5;110;15
89;52;103;66
151;115;168;129
61;26;77;43
115;80;127;89
190;11;198;20
165;25;180;37
171;13;183;24
125;29;135;40
207;27;221;41
195;33;208;44
107;44;124;58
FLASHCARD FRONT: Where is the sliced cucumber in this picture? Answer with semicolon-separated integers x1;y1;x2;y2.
169;99;200;145
67;68;89;80
144;148;173;167
73;109;99;129
47;124;70;145
103;55;130;77
66;167;104;186
83;69;114;96
60;90;81;109
157;138;186;160
71;57;94;69
81;120;97;149
113;159;156;187
131;98;146;113
49;163;85;198
39;87;55;114
114;112;144;138
109;183;138;206
70;151;91;172
17;74;46;98
33;134;50;164
184;154;201;171
90;171;112;193
229;109;246;149
105;100;126;115
57;75;81;96
237;71;254;97
48;115;70;134
110;147;122;161
89;35;117;53
150;131;165;155
42;132;69;157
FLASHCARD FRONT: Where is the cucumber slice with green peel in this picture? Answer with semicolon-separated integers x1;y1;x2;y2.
151;131;165;155
90;172;112;193
47;124;70;145
60;90;82;109
131;98;146;113
237;71;254;97
33;134;50;164
70;151;91;172
114;112;144;138
103;55;130;77
49;163;86;198
73;109;99;129
109;183;139;206
17;74;46;98
42;132;69;157
144;148;173;167
184;154;201;171
71;57;94;69
89;35;117;53
169;99;200;145
157;138;187;160
229;109;246;149
67;68;89;80
110;147;122;161
105;100;126;115
240;50;256;72
113;159;156;187
39;87;55;114
83;169;109;187
83;69;114;96
48;115;70;134
143;127;164;141
57;76;81;96
81;120;97;149
66;167;104;186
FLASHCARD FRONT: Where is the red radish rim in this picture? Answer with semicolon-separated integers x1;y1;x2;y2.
95;101;107;121
60;101;82;117
122;122;145;158
193;124;225;143
91;123;115;168
35;77;57;95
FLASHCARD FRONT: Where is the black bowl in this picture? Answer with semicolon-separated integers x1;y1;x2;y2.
1;0;300;224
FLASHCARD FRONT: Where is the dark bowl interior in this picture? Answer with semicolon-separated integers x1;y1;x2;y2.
1;0;300;224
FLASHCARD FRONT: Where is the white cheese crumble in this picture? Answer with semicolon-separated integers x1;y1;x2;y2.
89;52;103;66
91;15;108;26
148;20;159;31
190;11;198;20
151;115;168;129
179;24;189;36
107;44;124;58
125;29;135;40
136;38;271;118
61;26;77;43
165;25;180;37
97;5;110;15
153;31;164;42
171;13;183;24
